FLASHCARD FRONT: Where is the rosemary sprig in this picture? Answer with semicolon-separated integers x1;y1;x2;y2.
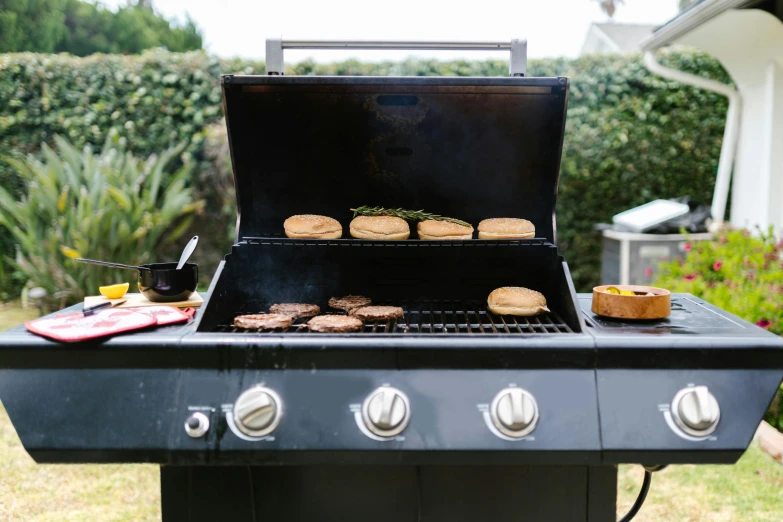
351;206;472;228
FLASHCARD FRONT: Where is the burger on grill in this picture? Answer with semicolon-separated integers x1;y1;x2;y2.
269;303;320;319
234;313;293;330
307;315;364;333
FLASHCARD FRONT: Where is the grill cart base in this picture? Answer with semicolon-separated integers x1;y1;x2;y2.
160;465;617;522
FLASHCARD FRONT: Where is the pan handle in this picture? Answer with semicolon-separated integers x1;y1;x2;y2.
74;258;148;271
264;38;527;77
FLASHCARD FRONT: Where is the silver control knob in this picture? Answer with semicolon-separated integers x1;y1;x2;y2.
184;412;210;438
672;385;720;436
490;387;539;438
233;386;282;437
362;386;411;437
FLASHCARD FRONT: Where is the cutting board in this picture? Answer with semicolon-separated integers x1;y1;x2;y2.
84;292;203;309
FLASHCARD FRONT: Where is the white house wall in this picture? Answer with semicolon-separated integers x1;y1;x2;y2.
675;9;783;232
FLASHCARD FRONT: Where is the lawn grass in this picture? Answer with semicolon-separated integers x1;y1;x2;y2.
1;302;782;521
0;403;160;522
0;302;38;332
617;446;783;521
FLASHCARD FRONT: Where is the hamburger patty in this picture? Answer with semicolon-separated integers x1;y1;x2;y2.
307;315;364;333
269;303;320;319
349;306;404;321
233;313;293;330
328;295;372;311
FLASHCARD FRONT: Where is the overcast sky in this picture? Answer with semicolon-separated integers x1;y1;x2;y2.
104;0;680;62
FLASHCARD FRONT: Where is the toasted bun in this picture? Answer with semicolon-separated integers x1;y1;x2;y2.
417;220;474;240
284;215;342;239
350;216;410;240
477;218;535;239
487;287;549;316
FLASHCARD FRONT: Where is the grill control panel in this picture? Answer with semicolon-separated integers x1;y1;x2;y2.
1;367;778;466
169;369;602;466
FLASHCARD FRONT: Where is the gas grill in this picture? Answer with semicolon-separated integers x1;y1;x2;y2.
1;40;782;522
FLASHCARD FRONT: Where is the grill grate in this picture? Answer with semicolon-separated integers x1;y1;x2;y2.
212;300;573;335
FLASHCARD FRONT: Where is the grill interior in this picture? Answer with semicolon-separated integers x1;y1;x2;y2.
212;300;573;335
197;240;585;335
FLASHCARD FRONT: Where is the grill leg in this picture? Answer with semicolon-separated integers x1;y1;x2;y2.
588;466;618;522
161;466;257;522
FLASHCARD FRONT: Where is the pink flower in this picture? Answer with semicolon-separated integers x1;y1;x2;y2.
712;260;723;271
684;273;697;281
719;235;729;244
756;319;771;329
684;243;693;252
645;267;653;277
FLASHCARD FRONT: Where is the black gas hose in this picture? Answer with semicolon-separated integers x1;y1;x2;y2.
617;464;665;522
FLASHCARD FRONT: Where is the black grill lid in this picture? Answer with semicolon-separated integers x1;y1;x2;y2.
221;75;569;243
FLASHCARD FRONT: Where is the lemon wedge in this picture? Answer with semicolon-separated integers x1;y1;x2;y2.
605;286;621;295
99;282;129;299
620;290;636;296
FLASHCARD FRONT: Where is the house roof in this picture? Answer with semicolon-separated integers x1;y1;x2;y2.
641;0;775;51
592;23;658;52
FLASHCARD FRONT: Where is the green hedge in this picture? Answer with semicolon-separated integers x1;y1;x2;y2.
0;50;730;293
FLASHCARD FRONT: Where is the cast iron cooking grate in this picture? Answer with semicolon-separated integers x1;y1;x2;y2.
212;300;573;335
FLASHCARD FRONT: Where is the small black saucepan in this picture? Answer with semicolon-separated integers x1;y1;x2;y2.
75;259;198;303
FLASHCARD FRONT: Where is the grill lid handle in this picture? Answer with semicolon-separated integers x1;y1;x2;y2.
265;38;527;77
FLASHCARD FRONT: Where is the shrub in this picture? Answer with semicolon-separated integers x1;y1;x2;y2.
0;49;730;295
656;228;783;433
654;228;783;334
0;134;204;306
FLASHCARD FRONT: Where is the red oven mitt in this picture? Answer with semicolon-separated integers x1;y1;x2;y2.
127;306;192;326
26;309;156;343
25;306;192;343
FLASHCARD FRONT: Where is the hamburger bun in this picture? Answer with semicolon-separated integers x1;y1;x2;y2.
478;218;535;239
350;216;410;240
417;220;474;240
284;215;342;239
487;287;549;316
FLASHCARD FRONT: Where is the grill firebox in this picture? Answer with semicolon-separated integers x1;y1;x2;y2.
196;239;585;335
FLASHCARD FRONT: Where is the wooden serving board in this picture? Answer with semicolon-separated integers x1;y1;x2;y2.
84;292;203;309
592;285;671;320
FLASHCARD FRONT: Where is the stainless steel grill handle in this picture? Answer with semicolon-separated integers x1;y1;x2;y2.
265;38;527;77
